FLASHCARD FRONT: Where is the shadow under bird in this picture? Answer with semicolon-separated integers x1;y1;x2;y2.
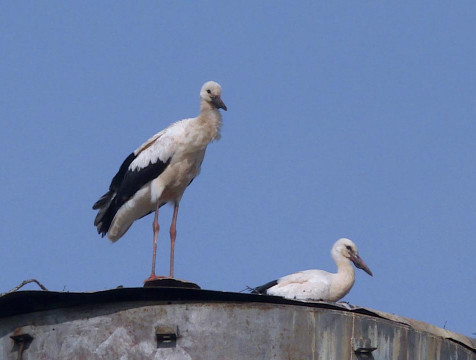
252;238;373;302
93;81;227;282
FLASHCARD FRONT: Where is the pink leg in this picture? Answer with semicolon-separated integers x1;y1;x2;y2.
169;203;179;278
145;201;160;282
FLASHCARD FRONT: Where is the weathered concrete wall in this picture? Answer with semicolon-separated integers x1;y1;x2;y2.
1;297;474;360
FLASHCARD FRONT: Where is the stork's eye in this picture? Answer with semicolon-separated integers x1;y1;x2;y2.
345;245;352;250
206;89;211;94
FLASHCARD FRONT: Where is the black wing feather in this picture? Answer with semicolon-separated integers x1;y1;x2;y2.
93;152;136;210
93;151;171;237
115;157;171;207
251;279;279;294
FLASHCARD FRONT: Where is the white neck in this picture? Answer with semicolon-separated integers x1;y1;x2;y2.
196;101;223;142
200;99;217;112
329;257;356;301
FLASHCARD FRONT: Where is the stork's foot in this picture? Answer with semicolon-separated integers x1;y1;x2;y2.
144;274;170;284
143;276;201;289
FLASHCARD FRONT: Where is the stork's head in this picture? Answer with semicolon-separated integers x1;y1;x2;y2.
332;238;373;276
200;81;227;111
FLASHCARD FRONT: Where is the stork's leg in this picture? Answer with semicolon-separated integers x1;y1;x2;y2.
145;201;161;282
169;203;179;278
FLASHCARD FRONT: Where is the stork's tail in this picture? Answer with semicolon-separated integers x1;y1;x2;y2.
93;190;117;237
248;280;279;295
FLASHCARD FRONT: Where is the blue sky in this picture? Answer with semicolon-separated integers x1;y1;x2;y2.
1;2;475;337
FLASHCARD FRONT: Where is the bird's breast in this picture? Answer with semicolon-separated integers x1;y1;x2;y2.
151;150;206;204
327;271;355;301
185;114;222;147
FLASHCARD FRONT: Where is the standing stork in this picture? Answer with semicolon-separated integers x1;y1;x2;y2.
93;81;227;282
252;238;372;302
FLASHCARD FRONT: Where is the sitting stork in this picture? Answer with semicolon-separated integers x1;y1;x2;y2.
252;238;373;302
93;81;227;281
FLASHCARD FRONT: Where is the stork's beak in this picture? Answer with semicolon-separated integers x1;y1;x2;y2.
211;96;227;111
350;254;373;276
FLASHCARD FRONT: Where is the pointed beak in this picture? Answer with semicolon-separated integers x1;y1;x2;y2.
211;95;227;111
350;254;373;276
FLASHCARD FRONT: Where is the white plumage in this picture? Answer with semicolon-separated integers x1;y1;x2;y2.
253;238;373;302
93;81;227;280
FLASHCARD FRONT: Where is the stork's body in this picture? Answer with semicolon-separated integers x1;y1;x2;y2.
93;81;227;280
253;238;373;302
